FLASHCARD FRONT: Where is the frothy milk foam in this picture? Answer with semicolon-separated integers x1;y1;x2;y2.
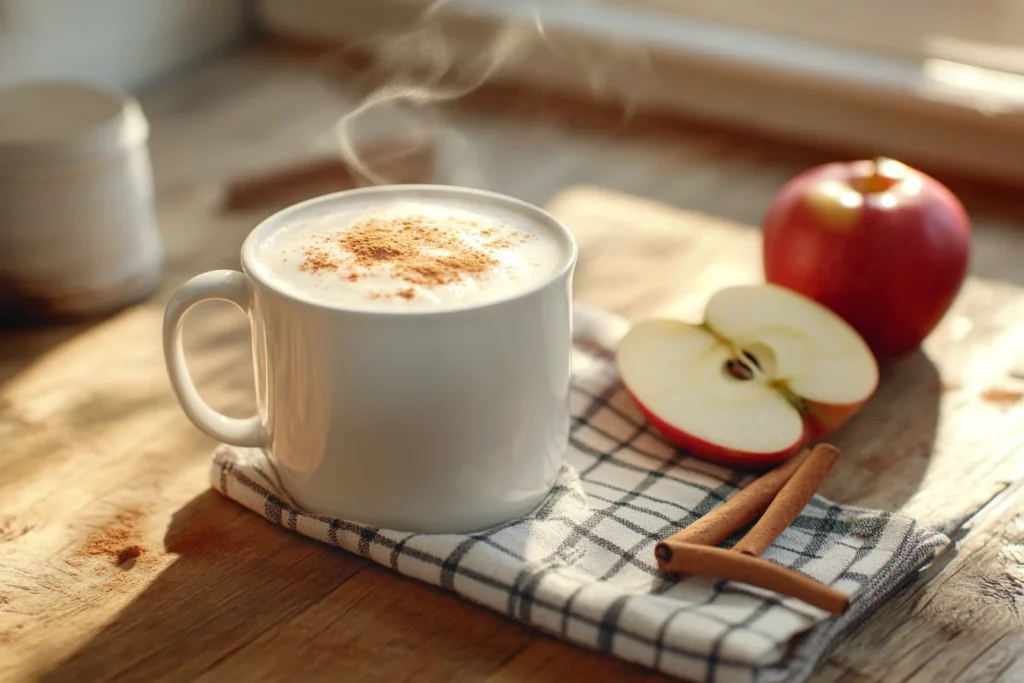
251;195;567;311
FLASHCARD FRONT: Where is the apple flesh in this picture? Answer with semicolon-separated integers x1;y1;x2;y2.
616;284;878;467
762;158;971;360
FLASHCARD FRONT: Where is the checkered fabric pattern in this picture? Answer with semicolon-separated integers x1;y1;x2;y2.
210;304;949;683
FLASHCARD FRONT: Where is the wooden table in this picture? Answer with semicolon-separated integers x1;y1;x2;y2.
4;54;1024;683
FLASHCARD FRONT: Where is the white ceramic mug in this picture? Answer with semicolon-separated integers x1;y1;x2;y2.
163;185;577;533
0;81;163;320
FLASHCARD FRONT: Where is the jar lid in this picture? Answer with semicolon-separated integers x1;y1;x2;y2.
0;81;149;166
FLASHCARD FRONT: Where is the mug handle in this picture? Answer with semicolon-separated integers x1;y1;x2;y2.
162;270;265;447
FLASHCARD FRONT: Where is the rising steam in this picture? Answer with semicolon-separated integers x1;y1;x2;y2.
324;0;655;188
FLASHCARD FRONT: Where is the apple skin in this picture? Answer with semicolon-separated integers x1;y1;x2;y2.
762;158;970;360
625;385;866;469
616;286;878;468
627;390;798;468
800;398;866;442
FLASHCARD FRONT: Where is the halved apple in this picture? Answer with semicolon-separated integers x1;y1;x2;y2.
616;284;878;467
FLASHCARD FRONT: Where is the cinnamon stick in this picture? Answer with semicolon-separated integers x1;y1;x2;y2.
654;541;849;615
660;448;811;548
732;443;840;557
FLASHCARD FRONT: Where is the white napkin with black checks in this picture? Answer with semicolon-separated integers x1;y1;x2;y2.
210;304;950;683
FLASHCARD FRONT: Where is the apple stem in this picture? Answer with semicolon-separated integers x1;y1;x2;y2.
856;157;902;193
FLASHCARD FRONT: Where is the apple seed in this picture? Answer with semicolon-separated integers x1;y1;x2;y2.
725;359;755;381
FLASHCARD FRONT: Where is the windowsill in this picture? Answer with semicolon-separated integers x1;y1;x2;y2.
256;0;1024;187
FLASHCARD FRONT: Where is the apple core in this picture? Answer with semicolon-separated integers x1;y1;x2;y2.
616;285;879;466
725;358;755;381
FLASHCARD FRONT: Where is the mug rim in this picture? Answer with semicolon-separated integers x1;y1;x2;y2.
240;184;579;317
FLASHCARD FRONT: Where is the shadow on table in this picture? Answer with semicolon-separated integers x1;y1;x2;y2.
37;490;359;683
821;349;941;511
40;490;658;683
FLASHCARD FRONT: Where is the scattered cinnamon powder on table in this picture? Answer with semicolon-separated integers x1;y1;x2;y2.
74;508;151;570
116;545;142;564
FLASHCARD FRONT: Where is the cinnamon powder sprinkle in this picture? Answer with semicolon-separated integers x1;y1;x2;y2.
299;246;340;273
370;287;418;301
299;215;531;298
981;387;1024;405
339;216;499;286
116;545;143;564
75;508;150;569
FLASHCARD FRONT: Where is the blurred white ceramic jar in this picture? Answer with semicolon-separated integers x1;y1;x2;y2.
0;81;163;321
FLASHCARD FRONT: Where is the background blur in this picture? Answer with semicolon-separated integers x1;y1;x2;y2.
3;0;1023;282
4;0;1024;183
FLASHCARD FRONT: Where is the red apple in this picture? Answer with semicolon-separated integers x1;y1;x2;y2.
616;284;878;467
761;158;970;360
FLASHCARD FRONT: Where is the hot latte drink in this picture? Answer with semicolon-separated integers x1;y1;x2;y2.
167;185;577;532
251;195;568;311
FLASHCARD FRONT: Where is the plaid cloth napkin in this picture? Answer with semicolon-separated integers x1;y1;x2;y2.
210;303;949;683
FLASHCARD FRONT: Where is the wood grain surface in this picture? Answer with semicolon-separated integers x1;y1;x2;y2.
3;51;1024;683
548;187;1024;683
